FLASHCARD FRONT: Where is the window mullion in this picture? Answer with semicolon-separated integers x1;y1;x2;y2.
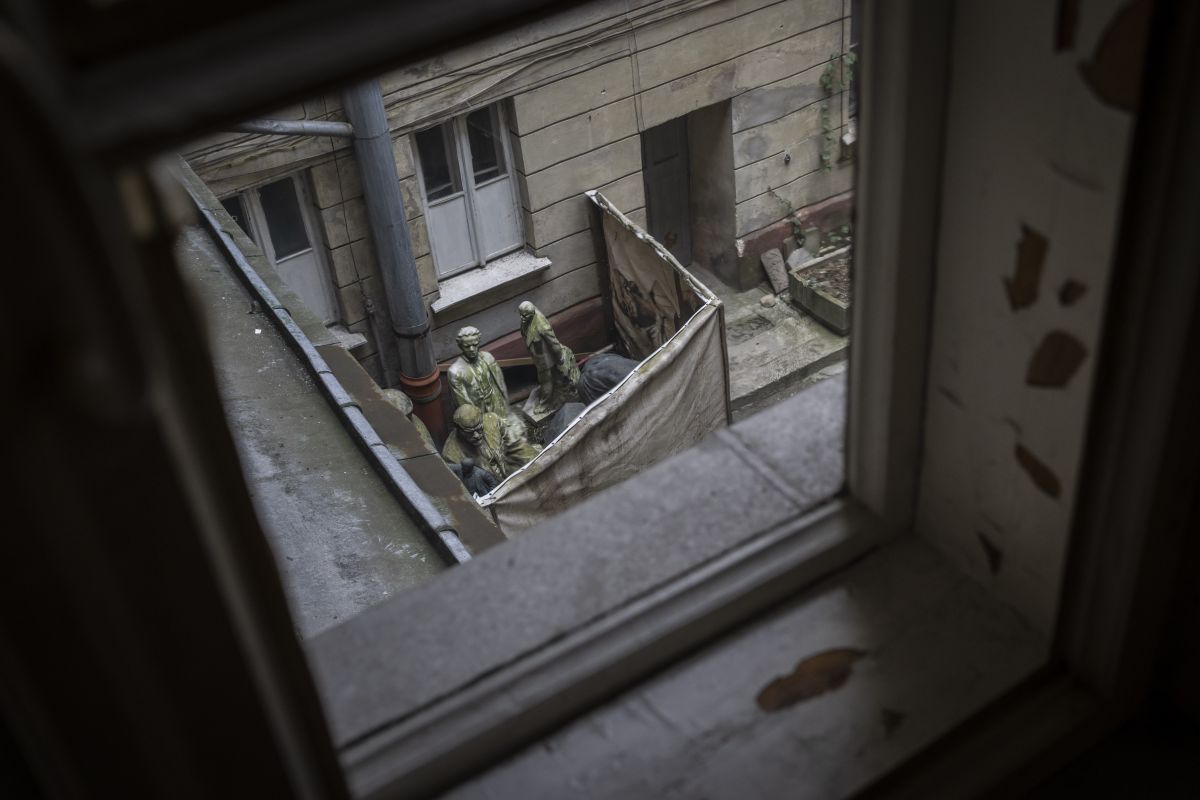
454;115;485;267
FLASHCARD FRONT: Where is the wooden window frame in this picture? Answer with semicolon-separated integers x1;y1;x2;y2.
3;0;1197;797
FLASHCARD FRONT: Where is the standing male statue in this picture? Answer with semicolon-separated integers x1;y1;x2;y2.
519;301;580;416
447;325;510;419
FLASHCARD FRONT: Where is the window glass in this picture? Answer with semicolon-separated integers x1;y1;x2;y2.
258;178;310;259
466;106;506;185
415;124;461;201
220;195;255;242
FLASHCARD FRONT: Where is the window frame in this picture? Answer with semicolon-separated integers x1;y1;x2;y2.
412;102;525;279
219;173;340;325
8;0;1195;797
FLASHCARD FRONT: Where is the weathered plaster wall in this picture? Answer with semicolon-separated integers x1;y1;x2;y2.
185;0;855;368
915;0;1149;636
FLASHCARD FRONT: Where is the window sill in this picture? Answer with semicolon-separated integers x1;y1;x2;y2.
430;250;551;320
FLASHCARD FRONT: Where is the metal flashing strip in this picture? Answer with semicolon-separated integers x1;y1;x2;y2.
175;159;470;566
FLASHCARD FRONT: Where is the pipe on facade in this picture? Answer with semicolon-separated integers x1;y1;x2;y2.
231;119;355;137
341;80;443;434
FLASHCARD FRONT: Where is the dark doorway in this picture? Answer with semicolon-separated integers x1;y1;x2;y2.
641;116;692;265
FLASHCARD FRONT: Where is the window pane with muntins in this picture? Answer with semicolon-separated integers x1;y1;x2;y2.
466;106;505;185
220;195;255;243
259;178;310;259
416;124;461;201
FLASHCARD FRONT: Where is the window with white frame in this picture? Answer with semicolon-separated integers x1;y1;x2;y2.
220;174;340;325
413;103;524;278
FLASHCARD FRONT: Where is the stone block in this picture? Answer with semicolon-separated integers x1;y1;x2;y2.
515;97;638;174
636;18;842;130
334;155;363;201
319;204;349;249
732;98;832;169
400;176;423;221
408;216;430;259
309;159;342;209
731;60;827;132
524;136;641;212
735;159;854;236
344;196;369;242
349;238;377;279
782;236;802;262
414;254;437;296
391;134;416;179
512;57;635;135
530;171;643;247
337;281;368;326
634;0;840;92
330;244;358;287
786;247;811;270
760;248;788;294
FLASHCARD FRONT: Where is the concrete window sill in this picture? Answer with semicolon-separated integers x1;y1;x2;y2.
296;375;1042;797
430;250;551;319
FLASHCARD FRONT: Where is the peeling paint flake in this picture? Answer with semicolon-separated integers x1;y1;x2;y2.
1080;0;1151;112
1005;225;1048;310
1015;444;1062;498
1027;330;1088;387
756;648;866;712
1059;279;1087;306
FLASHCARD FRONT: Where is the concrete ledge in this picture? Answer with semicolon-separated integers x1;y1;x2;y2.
431;250;551;319
309;375;849;750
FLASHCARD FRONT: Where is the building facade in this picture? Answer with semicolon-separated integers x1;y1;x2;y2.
185;0;856;385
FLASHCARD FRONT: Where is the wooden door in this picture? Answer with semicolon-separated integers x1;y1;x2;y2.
641;116;692;265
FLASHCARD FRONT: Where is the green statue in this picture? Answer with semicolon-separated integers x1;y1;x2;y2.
519;301;580;416
447;325;510;419
441;404;540;481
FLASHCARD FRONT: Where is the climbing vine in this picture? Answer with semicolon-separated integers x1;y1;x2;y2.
819;52;857;171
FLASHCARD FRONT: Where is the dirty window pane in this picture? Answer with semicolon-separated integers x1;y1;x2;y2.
220;194;255;243
466;106;506;185
416;123;461;201
259;178;310;259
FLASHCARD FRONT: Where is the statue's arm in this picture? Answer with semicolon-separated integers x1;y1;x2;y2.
448;367;471;409
487;354;510;402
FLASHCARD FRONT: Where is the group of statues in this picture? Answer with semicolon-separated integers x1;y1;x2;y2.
437;299;642;496
440;302;582;491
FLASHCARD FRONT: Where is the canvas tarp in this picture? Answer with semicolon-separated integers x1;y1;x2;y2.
480;192;731;535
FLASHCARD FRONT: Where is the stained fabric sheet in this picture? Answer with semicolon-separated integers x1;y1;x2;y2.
481;193;730;535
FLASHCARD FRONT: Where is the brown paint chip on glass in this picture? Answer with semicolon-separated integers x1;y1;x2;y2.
1059;279;1087;306
1027;330;1088;387
977;532;1004;575
1016;444;1062;498
1006;225;1048;310
756;648;866;711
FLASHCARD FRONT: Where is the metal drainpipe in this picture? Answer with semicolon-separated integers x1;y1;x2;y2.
341;80;444;433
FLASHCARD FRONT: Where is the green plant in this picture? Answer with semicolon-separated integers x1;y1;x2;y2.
819;52;858;171
767;187;805;243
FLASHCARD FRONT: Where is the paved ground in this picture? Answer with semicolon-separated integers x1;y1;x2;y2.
690;266;848;422
177;226;443;639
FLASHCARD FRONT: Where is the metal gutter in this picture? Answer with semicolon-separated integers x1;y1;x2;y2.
231;119;355;138
176;158;470;565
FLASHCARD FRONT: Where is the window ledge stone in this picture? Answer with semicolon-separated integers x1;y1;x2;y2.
431;251;551;320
